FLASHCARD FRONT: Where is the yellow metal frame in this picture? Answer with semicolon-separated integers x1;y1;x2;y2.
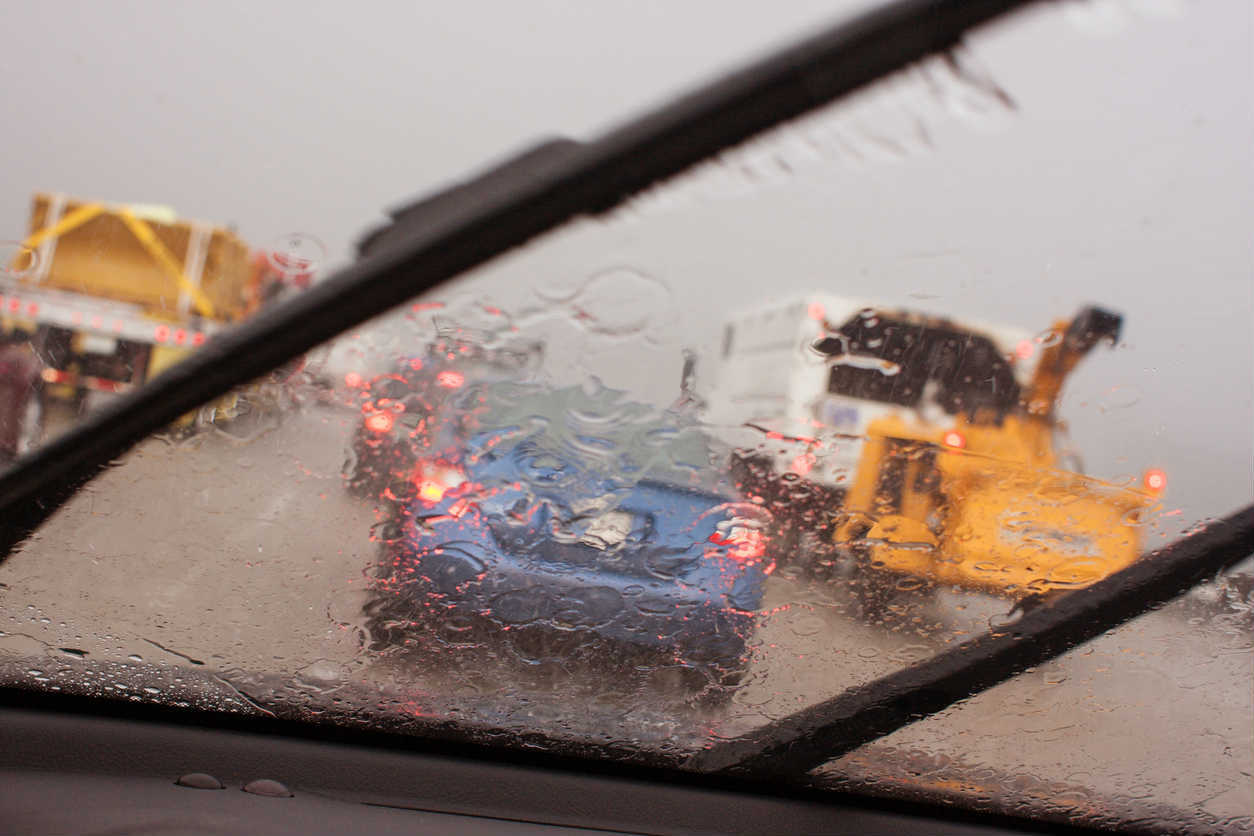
19;201;217;320
836;414;1154;598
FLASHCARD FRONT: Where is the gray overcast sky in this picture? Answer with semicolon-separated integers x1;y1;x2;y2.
1;0;1250;532
0;0;866;259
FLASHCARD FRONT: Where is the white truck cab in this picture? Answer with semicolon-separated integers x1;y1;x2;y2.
708;294;1040;487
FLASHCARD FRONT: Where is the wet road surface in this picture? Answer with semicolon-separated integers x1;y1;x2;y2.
0;401;1249;828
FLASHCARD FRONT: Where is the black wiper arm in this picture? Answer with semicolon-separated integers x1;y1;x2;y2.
689;503;1254;776
0;0;1040;558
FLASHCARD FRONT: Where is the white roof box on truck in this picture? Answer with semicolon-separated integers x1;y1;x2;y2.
708;294;1040;485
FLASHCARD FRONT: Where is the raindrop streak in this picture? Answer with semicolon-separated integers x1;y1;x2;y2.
1098;384;1142;411
603;47;1016;224
922;48;1017;126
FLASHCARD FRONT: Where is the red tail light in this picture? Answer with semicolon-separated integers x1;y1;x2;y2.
40;368;71;384
365;411;394;433
943;430;967;449
415;465;466;504
709;519;767;564
436;370;464;388
154;325;171;344
417;481;447;502
1144;468;1167;493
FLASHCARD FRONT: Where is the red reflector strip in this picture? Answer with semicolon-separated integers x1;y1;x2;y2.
84;376;128;393
191;332;206;346
41;368;72;384
154;324;171;343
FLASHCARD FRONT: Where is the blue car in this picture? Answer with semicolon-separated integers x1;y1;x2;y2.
364;388;771;696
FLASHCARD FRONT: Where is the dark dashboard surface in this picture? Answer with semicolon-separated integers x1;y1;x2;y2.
1;702;1095;836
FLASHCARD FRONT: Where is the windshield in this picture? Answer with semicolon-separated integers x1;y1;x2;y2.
1;2;1251;833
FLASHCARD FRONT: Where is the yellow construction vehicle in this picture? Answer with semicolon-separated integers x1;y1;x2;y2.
1;193;281;445
827;306;1164;607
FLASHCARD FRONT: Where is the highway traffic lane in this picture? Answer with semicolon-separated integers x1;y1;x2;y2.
0;401;1248;821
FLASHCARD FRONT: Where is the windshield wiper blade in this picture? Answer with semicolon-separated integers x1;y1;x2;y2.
0;0;1041;559
689;504;1254;776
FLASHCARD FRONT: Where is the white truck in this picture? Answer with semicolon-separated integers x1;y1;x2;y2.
710;293;1041;487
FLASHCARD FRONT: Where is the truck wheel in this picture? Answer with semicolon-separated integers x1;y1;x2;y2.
849;545;899;623
15;387;44;457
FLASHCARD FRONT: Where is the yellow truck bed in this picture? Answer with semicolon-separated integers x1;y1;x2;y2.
25;193;251;323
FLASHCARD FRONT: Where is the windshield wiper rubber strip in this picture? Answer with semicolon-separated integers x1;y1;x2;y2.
689;504;1254;775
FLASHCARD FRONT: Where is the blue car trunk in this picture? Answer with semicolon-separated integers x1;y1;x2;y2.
379;476;767;672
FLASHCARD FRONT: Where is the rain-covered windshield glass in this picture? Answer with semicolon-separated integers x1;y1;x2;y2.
1;2;1251;833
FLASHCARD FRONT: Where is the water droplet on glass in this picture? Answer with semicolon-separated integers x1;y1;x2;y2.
299;659;346;686
1035;327;1062;348
242;779;293;798
176;773;224;790
265;233;325;281
921;48;1016;128
537;268;673;340
0;241;39;279
1098;384;1142;411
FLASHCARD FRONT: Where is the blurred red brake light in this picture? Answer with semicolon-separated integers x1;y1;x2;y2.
365;411;394;433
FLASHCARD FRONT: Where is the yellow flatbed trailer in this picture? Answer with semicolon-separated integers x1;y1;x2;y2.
1;193;256;443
